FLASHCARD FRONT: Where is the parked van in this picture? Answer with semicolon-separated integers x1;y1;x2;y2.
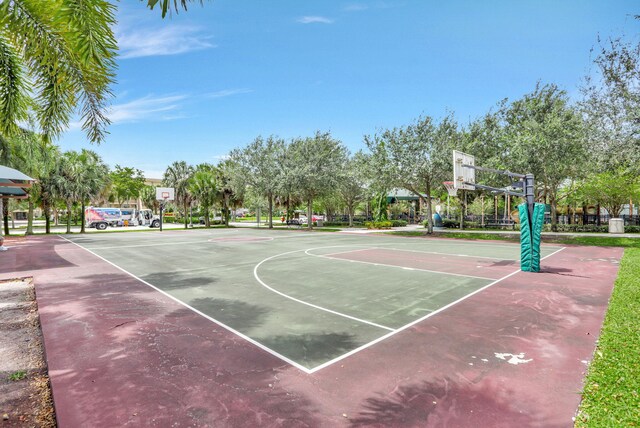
85;207;123;230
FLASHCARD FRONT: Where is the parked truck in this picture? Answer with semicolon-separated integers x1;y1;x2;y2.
85;207;123;230
85;207;161;230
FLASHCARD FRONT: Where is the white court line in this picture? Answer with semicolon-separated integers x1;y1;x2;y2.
307;245;567;373
380;247;519;262
305;248;499;281
253;249;395;332
80;240;211;250
57;235;315;374
322;247;382;258
60;234;567;374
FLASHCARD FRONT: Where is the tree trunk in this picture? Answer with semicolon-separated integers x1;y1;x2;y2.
204;205;210;227
550;195;557;232
224;194;230;227
424;182;433;234
307;198;313;230
26;198;34;235
184;200;189;229
80;202;86;233
66;201;72;234
348;204;354;227
44;200;51;234
286;195;290;221
459;191;465;230
3;198;9;236
268;192;273;229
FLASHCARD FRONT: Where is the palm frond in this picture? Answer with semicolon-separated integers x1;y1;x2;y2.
1;0;116;144
0;36;29;136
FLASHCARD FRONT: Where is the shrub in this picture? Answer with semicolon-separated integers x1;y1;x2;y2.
390;220;408;227
543;224;609;233
624;226;640;233
365;221;393;229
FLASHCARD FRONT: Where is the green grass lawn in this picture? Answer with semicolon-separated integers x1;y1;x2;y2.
389;230;640;249
575;247;640;427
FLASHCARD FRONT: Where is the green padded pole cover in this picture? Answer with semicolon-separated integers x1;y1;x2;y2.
519;203;533;271
519;202;545;272
530;203;545;272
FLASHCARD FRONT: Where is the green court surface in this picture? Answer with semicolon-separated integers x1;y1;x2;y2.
64;229;563;372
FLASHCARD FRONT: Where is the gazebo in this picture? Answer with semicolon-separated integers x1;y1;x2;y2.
0;165;35;251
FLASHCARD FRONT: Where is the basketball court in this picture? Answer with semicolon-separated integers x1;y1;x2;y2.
0;228;622;426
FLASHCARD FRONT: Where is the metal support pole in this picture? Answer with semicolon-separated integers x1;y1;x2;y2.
160;203;164;232
525;173;535;231
0;198;5;251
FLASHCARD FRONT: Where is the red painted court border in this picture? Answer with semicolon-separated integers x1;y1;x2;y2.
0;233;623;427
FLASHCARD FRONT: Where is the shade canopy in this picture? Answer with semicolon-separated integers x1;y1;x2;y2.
0;165;35;198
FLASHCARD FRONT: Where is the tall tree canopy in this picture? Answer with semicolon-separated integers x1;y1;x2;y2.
502;83;586;229
365;115;457;233
289;132;347;230
581;20;640;174
229;136;284;229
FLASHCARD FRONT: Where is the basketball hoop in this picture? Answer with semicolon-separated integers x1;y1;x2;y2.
162;191;170;199
443;181;458;218
443;181;458;197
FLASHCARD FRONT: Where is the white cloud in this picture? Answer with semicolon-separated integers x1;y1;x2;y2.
117;25;215;59
69;94;188;129
107;94;187;124
207;88;253;98
297;16;334;24
344;3;368;12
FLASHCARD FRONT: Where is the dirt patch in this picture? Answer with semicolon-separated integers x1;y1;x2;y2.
0;278;56;427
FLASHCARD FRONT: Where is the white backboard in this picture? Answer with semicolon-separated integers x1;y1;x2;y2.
155;187;175;201
453;150;475;190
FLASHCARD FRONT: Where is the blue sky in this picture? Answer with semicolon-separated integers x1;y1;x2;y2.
61;0;639;178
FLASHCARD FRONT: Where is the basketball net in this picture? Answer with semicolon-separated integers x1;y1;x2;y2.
443;181;457;218
443;181;458;197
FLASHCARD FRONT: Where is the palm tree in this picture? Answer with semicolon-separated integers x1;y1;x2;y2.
163;161;194;229
0;0;117;144
77;150;110;233
53;150;108;233
190;164;218;227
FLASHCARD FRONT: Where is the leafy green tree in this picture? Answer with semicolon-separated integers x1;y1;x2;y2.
0;0;117;144
230;136;284;229
189;163;218;227
581;20;640;174
163;161;194;229
110;165;146;207
502;83;587;230
365;115;457;233
289;132;348;230
339;152;368;227
580;170;640;218
215;159;242;227
141;185;160;213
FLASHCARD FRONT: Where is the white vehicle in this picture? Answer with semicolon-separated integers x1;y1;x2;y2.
134;209;161;228
85;207;123;230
